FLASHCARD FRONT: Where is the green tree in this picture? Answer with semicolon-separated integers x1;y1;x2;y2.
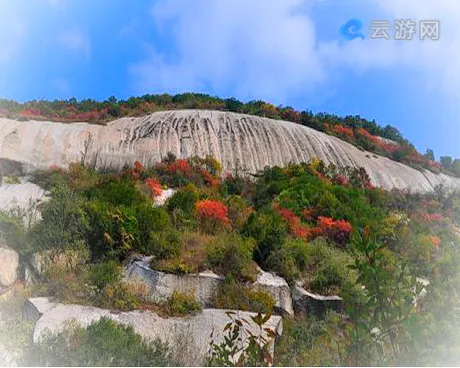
452;159;460;176
31;184;89;251
440;156;453;170
424;149;435;161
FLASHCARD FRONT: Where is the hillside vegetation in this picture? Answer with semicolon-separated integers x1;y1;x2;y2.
1;93;460;177
1;153;460;365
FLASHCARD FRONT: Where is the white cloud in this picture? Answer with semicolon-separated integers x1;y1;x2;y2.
58;29;91;58
322;0;460;99
130;0;460;107
130;0;326;102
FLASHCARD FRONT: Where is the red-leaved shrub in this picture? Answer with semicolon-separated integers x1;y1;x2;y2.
317;216;352;246
144;177;163;198
195;200;231;233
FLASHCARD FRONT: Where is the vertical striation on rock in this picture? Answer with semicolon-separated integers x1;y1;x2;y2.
1;110;460;192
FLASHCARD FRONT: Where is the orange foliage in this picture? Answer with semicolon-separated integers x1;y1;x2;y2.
168;159;193;176
301;208;316;222
144;177;163;197
332;125;354;140
198;168;219;187
274;204;324;241
317;216;352;245
431;236;440;248
134;160;145;173
195;200;230;225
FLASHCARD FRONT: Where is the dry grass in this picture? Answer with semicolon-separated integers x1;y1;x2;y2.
156;231;214;274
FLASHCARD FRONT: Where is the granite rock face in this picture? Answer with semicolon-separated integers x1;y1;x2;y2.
124;258;294;315
27;297;283;366
124;257;223;307
0;246;19;294
1;110;459;192
0;179;46;223
292;283;343;319
254;268;294;316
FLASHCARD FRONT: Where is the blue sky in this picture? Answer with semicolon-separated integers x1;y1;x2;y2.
1;0;459;158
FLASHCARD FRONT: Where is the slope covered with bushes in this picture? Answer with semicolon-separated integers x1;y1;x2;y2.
1;153;460;365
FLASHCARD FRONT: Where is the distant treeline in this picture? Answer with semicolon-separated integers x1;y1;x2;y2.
1;92;459;177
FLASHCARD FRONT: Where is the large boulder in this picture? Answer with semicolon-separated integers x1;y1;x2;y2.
292;283;343;319
124;257;223;307
125;258;294;315
153;188;176;207
0;179;46;224
23;297;57;324
253;268;294;316
28;298;283;366
0;246;19;294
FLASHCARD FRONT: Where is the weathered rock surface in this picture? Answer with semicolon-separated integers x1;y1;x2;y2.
0;246;19;293
125;257;223;307
154;188;176;207
0;342;16;367
254;268;294;316
23;297;56;324
0;178;46;223
125;258;294;315
292;283;343;318
1;110;459;192
28;297;282;365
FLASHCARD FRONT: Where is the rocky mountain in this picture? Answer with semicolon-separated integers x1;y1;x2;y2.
1;109;459;192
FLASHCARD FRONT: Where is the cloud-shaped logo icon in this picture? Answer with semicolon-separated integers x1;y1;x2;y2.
339;19;365;40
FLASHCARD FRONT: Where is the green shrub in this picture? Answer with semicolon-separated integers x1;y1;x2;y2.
30;169;67;190
89;260;122;290
3;175;21;184
242;208;289;265
302;238;356;296
85;199;177;261
275;312;343;366
136;204;176;255
31;184;89;252
85;178;144;207
154;231;212;274
215;276;275;314
85;202;138;260
246;289;276;314
25;317;171;366
148;230;181;262
206;233;257;282
166;184;199;215
166;290;201;316
225;195;253;231
0;210;29;255
265;238;310;284
98;282;140;311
